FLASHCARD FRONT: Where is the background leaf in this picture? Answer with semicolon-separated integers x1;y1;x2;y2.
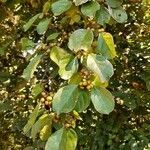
36;18;51;35
21;38;35;51
106;0;123;8
22;54;42;81
51;0;72;16
95;6;111;26
109;7;128;23
81;1;100;19
23;105;40;134
73;0;90;6
23;13;41;32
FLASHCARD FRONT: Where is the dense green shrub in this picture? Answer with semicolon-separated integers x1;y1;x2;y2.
0;0;149;149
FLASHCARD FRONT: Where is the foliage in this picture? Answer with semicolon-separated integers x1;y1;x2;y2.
0;0;149;149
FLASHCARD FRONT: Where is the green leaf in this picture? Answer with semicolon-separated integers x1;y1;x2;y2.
59;57;79;80
21;38;35;51
31;83;43;97
106;0;123;8
81;1;100;19
73;0;90;6
23;13;41;32
91;87;115;114
96;32;116;59
68;29;93;52
75;89;91;112
95;6;111;26
45;128;77;150
22;54;42;81
31;114;52;141
87;54;114;82
40;125;52;141
47;32;59;41
68;73;82;84
52;84;78;114
43;1;51;14
50;46;71;66
36;18;51;35
109;7;128;23
23;105;40;134
51;0;72;16
50;46;78;79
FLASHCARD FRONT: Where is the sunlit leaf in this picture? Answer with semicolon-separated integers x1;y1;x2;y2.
96;32;117;59
87;54;114;82
91;87;115;114
68;29;93;52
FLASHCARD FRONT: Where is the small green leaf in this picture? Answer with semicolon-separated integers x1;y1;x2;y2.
43;1;51;14
45;128;77;150
31;114;52;141
73;0;90;6
22;54;42;81
51;0;72;16
96;32;116;59
31;84;43;97
75;89;91;112
40;125;52;141
106;0;123;8
95;6;111;26
81;1;100;18
91;87;115;114
109;7;128;23
23;13;41;32
23;105;40;134
36;18;51;35
21;38;35;51
68;29;93;52
87;54;114;82
47;32;59;41
52;84;78;114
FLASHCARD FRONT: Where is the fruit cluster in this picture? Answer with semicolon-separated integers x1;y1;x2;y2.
40;92;54;110
79;69;93;91
76;50;88;59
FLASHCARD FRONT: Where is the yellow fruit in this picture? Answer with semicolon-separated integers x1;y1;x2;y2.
45;101;49;105
46;96;53;101
82;81;87;86
41;92;47;97
40;98;45;103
